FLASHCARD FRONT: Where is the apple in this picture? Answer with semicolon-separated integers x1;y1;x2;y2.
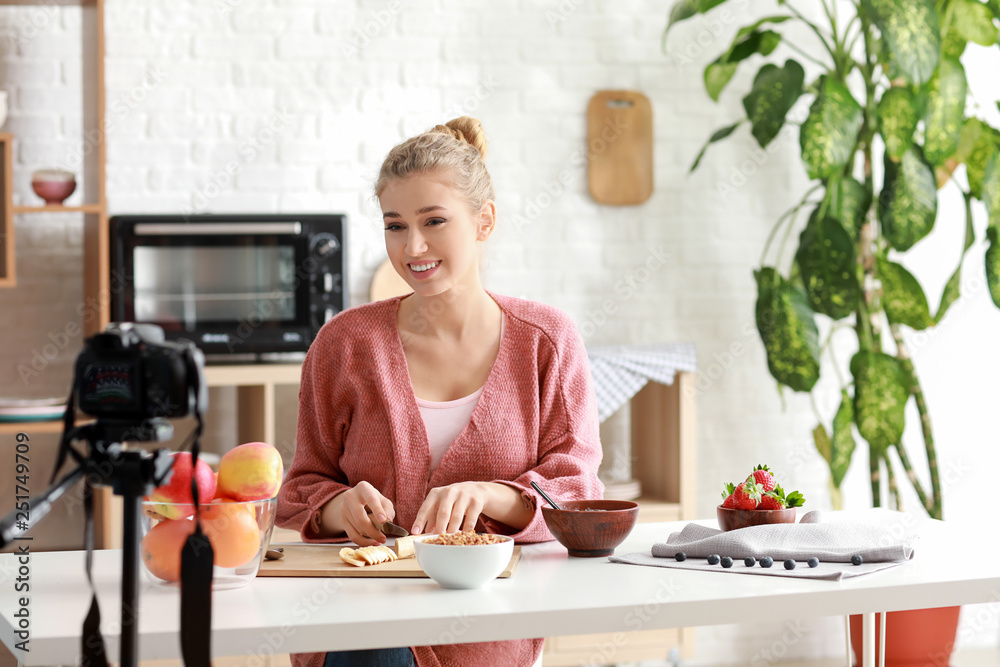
147;452;217;520
217;442;283;501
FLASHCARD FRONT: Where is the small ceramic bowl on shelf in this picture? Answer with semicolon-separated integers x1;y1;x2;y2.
31;169;76;205
139;496;277;589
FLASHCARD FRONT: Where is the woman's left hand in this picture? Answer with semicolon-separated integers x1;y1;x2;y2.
412;482;490;535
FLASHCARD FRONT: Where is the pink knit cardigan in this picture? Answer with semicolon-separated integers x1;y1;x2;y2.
276;290;604;667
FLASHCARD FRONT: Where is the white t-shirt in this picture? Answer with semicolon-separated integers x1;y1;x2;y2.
415;313;504;475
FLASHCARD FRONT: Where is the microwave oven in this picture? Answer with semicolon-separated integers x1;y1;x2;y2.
109;213;346;359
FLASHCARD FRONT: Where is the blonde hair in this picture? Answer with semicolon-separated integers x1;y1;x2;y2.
375;116;496;212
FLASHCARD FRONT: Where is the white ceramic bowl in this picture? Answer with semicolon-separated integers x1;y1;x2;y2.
413;534;514;589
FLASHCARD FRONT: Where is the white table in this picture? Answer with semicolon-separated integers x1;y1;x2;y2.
2;517;996;666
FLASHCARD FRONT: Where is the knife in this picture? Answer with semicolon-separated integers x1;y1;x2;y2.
366;507;410;537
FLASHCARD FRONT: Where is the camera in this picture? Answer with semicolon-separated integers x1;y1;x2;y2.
75;322;208;426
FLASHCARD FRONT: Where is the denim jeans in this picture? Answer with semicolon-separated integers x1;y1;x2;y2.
323;647;415;667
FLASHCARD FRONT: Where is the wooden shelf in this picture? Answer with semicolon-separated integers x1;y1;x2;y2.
13;203;103;214
0;420;64;435
0;1;96;5
204;363;303;387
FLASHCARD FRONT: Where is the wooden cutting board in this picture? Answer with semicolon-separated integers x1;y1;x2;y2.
369;258;412;302
257;545;522;578
586;90;653;205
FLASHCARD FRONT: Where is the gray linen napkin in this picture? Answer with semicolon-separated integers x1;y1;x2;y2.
609;513;918;581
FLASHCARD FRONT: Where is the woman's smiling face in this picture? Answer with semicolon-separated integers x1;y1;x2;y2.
380;170;492;296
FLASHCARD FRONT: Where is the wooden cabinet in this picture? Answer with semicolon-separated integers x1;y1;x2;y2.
542;370;697;665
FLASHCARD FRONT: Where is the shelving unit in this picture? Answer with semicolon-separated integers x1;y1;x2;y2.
543;370;697;665
0;0;108;321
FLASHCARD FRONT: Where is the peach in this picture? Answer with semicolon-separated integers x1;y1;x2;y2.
148;452;218;520
217;442;283;502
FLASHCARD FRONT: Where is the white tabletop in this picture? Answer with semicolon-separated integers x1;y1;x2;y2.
2;515;997;665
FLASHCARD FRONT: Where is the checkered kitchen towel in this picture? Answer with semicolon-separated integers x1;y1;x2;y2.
586;343;697;422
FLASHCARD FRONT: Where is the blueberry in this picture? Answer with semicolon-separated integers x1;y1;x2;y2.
760;556;773;568
851;554;864;566
744;557;756;567
675;552;687;562
784;559;796;570
808;557;819;568
721;556;733;568
707;554;721;565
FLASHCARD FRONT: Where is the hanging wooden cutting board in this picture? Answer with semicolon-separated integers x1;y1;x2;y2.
257;544;522;578
586;90;653;205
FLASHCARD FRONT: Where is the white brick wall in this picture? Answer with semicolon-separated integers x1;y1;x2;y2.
2;0;1000;662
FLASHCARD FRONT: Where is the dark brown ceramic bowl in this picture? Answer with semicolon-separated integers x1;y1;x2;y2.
717;505;796;531
541;499;639;557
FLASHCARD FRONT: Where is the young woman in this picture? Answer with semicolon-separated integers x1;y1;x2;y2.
276;116;604;667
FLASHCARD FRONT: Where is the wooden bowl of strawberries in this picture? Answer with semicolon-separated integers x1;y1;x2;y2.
717;465;804;532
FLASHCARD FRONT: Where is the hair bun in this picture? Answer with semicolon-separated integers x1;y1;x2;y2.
431;116;488;160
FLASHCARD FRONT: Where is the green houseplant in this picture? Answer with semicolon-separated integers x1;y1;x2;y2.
667;0;1000;521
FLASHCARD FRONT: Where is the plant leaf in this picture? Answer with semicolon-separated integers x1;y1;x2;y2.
800;76;864;179
953;0;1000;46
665;0;731;36
704;25;785;101
742;59;805;149
830;392;856;488
935;194;975;323
923;58;968;165
795;210;859;319
879;146;938;251
813;423;832;464
823;175;871;243
862;0;941;85
850;351;910;453
877;256;934;329
705;63;739;102
941;16;969;59
690;120;744;172
877;87;919;160
987;227;1000;308
754;267;821;392
965;121;1000;199
982;153;1000;229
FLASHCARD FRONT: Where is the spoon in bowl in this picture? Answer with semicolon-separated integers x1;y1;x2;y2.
530;481;563;511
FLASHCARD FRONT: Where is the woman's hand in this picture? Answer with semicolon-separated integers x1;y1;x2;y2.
412;482;490;535
319;481;394;546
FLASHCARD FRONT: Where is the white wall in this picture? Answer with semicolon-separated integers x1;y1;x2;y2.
1;0;998;663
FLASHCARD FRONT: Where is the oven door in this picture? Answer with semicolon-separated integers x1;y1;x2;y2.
111;217;322;356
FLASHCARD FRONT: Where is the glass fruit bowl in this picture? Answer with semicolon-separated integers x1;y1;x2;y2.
140;497;277;590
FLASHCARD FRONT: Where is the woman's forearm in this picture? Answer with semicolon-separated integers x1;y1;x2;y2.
481;482;535;530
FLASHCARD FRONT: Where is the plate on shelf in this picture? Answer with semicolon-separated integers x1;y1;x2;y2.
0;398;67;422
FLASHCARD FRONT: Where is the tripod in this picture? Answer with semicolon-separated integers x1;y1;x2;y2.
0;418;174;667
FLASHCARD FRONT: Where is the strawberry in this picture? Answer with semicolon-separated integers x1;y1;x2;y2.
750;464;776;493
763;485;806;509
758;493;784;510
732;477;762;510
720;482;736;508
